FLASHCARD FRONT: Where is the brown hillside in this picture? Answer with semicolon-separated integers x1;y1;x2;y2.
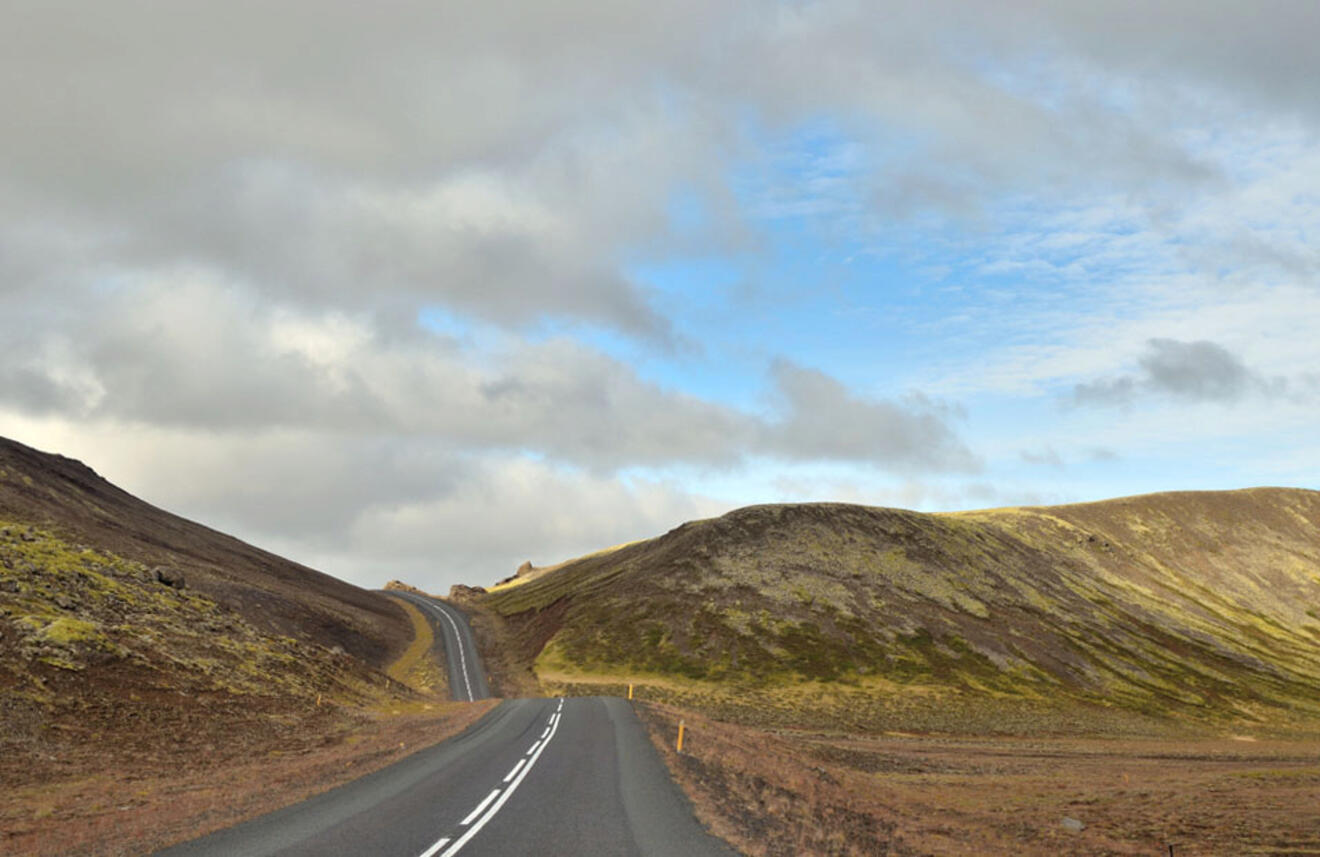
0;436;407;665
0;436;473;856
482;488;1320;732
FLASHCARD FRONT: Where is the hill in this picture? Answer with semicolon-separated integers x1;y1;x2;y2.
0;436;408;665
480;488;1320;734
0;436;416;742
0;436;479;855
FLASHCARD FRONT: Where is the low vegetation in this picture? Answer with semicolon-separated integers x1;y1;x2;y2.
7;431;1318;855
482;489;1320;734
637;702;1320;856
0;520;492;856
382;595;450;697
0;437;491;857
0;436;409;668
475;488;1320;855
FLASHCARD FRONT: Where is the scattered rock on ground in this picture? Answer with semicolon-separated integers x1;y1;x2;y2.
153;567;185;589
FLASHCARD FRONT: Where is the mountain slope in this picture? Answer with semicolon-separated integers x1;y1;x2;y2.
0;437;422;810
481;488;1320;731
0;436;490;856
0;436;407;665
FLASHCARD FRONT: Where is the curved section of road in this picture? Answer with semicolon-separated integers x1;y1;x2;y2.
156;592;734;854
389;591;491;701
154;697;736;857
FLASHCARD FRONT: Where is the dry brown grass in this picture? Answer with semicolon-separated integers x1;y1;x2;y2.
382;594;450;697
637;702;1320;857
1;700;497;857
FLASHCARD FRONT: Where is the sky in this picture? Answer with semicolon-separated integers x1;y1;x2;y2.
3;1;1318;592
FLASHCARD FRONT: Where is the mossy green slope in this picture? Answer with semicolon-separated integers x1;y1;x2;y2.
481;488;1320;729
0;436;408;667
0;522;393;728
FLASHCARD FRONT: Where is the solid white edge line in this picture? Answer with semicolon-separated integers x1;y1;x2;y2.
460;788;501;826
502;757;527;783
437;702;564;857
412;595;475;702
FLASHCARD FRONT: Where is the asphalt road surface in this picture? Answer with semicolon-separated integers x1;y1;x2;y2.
389;591;491;701
155;594;735;856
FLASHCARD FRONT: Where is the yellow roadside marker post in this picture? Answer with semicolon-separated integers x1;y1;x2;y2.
627;683;634;700
676;719;685;753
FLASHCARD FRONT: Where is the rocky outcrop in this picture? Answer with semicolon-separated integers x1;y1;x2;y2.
448;584;487;603
383;580;429;595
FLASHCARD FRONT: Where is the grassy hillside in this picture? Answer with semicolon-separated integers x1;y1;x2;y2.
0;436;420;748
0;436;480;856
0;436;408;665
0;519;389;751
0;435;408;760
481;488;1320;733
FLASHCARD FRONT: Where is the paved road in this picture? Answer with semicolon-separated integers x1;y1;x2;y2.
154;696;735;856
389;591;491;701
155;591;735;856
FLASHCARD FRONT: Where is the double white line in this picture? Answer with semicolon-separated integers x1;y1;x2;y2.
417;698;565;857
430;602;475;702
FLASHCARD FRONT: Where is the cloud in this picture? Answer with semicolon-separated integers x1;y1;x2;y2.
0;277;976;475
1137;339;1256;401
764;361;979;473
1072;338;1285;407
0;276;745;469
341;458;729;586
6;0;1317;343
1071;377;1140;408
1;2;745;342
0;415;727;589
993;1;1320;117
5;0;1320;587
1019;447;1065;469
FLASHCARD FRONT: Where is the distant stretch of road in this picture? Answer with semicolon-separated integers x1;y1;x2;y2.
156;595;734;857
390;591;491;701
